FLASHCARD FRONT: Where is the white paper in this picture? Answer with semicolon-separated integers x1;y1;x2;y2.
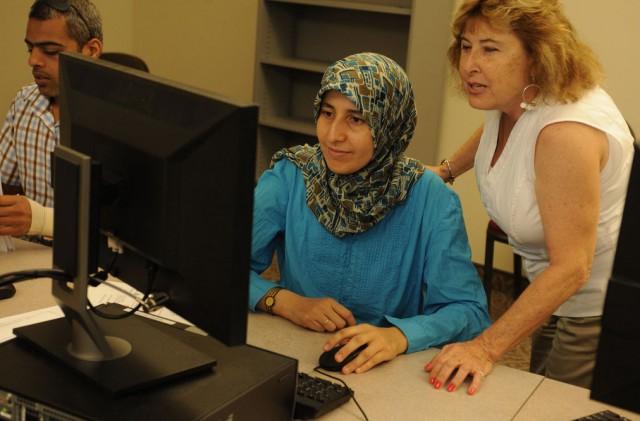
87;281;194;326
0;281;196;344
0;306;64;343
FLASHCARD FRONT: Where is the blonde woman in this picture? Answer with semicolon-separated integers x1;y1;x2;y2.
426;0;634;394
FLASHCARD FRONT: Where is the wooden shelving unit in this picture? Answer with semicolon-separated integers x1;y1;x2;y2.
253;0;453;174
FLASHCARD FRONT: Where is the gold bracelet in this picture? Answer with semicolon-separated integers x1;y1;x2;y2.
440;159;455;184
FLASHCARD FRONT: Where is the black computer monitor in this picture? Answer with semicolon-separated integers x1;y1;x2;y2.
591;140;639;413
14;53;258;394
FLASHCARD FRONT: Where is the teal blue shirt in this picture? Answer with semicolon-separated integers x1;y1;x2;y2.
249;160;490;353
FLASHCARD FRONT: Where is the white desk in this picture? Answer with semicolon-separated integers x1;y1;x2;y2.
0;239;55;318
248;313;542;420
1;239;639;421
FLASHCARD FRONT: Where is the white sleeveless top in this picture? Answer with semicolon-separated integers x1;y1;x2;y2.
475;87;634;317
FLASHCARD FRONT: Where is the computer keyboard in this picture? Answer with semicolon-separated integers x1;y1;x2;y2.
294;372;352;419
573;410;632;421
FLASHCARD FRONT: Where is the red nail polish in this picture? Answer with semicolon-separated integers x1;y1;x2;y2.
430;377;435;385
468;387;476;395
447;384;455;392
435;381;441;389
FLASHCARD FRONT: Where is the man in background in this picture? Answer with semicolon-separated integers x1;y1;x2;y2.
0;0;102;298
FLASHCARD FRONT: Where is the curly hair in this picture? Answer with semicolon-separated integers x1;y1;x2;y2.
447;0;602;103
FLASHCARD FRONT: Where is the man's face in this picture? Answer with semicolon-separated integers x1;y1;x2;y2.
25;16;81;99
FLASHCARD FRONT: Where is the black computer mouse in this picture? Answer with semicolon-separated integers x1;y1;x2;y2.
318;344;367;372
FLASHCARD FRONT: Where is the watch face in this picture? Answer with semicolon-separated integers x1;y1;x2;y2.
265;296;275;308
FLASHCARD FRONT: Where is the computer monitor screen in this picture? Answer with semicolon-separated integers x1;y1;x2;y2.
591;140;639;413
14;52;257;393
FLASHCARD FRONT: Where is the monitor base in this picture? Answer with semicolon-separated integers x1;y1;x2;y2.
14;309;215;395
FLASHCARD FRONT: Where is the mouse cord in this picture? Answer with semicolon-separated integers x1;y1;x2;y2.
313;366;369;421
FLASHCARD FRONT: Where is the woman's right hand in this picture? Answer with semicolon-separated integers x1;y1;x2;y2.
275;289;356;332
424;337;495;395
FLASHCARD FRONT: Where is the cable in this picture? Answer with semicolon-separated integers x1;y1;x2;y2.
0;255;162;321
88;251;119;286
313;366;369;421
87;260;158;320
93;279;149;307
0;269;72;287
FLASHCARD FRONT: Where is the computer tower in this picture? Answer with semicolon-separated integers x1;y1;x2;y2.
0;313;297;420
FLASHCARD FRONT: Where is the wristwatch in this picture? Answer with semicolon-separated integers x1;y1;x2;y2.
264;287;283;315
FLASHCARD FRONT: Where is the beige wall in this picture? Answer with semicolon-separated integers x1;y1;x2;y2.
131;0;258;102
1;1;637;270
1;0;43;105
0;1;256;108
97;0;134;52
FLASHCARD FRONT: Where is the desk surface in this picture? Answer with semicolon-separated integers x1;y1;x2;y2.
1;239;638;421
0;239;55;318
249;313;542;420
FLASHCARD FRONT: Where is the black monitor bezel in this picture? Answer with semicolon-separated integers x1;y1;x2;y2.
590;140;640;413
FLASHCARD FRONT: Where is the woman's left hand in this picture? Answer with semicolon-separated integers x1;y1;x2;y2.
322;323;408;374
424;338;494;395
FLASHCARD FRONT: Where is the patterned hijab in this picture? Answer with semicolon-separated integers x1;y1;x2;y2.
271;52;424;237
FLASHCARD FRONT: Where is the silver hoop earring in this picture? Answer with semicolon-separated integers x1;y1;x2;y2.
520;83;541;111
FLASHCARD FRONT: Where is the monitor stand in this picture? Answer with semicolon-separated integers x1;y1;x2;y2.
20;146;212;395
13;304;215;395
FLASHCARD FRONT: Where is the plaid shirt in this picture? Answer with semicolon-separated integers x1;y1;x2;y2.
0;83;58;207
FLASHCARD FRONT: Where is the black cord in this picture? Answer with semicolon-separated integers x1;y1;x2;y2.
0;256;162;321
0;269;72;287
313;367;369;421
87;251;119;286
87;260;158;319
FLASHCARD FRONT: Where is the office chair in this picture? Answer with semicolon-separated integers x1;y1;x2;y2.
100;52;149;72
483;220;527;310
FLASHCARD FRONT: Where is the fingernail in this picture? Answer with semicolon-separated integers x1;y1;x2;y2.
429;377;435;385
468;387;476;395
447;384;455;392
435;381;441;389
425;363;432;371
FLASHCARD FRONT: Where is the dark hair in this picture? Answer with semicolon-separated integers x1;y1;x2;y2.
29;0;103;45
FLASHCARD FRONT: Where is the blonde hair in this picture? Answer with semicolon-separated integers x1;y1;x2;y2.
447;0;603;103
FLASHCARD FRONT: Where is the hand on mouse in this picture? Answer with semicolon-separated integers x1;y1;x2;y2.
274;289;356;332
323;323;408;374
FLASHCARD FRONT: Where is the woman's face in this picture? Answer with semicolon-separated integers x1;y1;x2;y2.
458;17;532;117
316;91;374;175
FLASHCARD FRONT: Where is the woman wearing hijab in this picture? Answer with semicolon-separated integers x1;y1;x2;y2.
249;52;490;374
